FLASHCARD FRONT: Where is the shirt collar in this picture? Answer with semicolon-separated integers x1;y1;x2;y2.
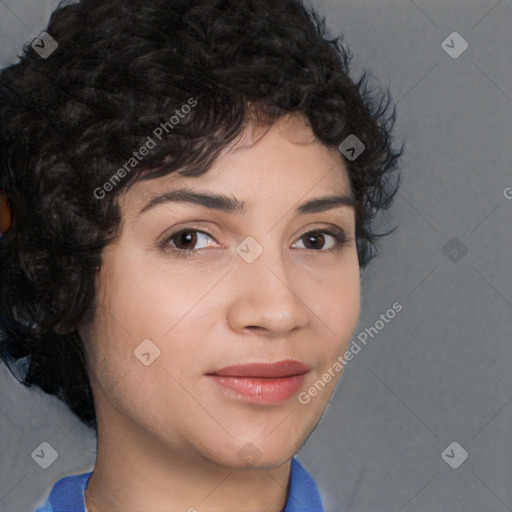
284;457;324;511
38;456;324;512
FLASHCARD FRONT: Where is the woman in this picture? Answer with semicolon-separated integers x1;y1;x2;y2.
0;0;402;510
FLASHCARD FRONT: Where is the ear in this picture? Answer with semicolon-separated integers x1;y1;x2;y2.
0;190;14;235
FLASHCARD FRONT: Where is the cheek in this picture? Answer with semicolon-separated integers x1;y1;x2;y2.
111;247;227;336
84;298;191;432
91;242;360;372
87;253;210;388
313;260;361;353
298;268;360;413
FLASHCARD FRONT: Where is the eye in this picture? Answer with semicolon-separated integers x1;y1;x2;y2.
159;226;351;259
293;229;348;252
163;228;216;256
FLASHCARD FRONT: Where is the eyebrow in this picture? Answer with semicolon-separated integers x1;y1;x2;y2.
138;188;358;217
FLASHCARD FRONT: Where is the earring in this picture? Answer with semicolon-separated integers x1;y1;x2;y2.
0;190;14;235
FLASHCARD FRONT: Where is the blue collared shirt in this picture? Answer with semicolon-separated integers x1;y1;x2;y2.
34;456;324;511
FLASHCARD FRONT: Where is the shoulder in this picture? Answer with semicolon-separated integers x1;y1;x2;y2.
34;472;92;512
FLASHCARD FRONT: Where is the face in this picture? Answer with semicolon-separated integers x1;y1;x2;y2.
81;113;361;470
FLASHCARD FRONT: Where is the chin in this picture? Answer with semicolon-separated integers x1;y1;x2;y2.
197;425;312;471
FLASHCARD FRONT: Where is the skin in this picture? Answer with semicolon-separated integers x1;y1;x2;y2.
80;113;361;512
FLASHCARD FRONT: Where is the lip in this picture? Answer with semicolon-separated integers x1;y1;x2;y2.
206;360;310;404
207;360;310;378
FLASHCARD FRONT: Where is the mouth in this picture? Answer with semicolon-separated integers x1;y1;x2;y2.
205;360;310;404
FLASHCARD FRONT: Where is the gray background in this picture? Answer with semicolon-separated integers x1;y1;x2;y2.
1;0;511;511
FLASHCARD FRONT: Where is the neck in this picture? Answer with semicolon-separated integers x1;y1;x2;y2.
85;411;292;512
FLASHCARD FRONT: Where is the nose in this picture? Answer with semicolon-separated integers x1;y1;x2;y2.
226;241;310;338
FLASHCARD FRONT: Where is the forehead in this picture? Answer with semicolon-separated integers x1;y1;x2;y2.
121;113;353;216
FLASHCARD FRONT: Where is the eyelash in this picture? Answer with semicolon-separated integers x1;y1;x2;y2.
158;226;352;259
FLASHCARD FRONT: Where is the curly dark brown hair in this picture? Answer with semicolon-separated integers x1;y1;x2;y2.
0;0;402;432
